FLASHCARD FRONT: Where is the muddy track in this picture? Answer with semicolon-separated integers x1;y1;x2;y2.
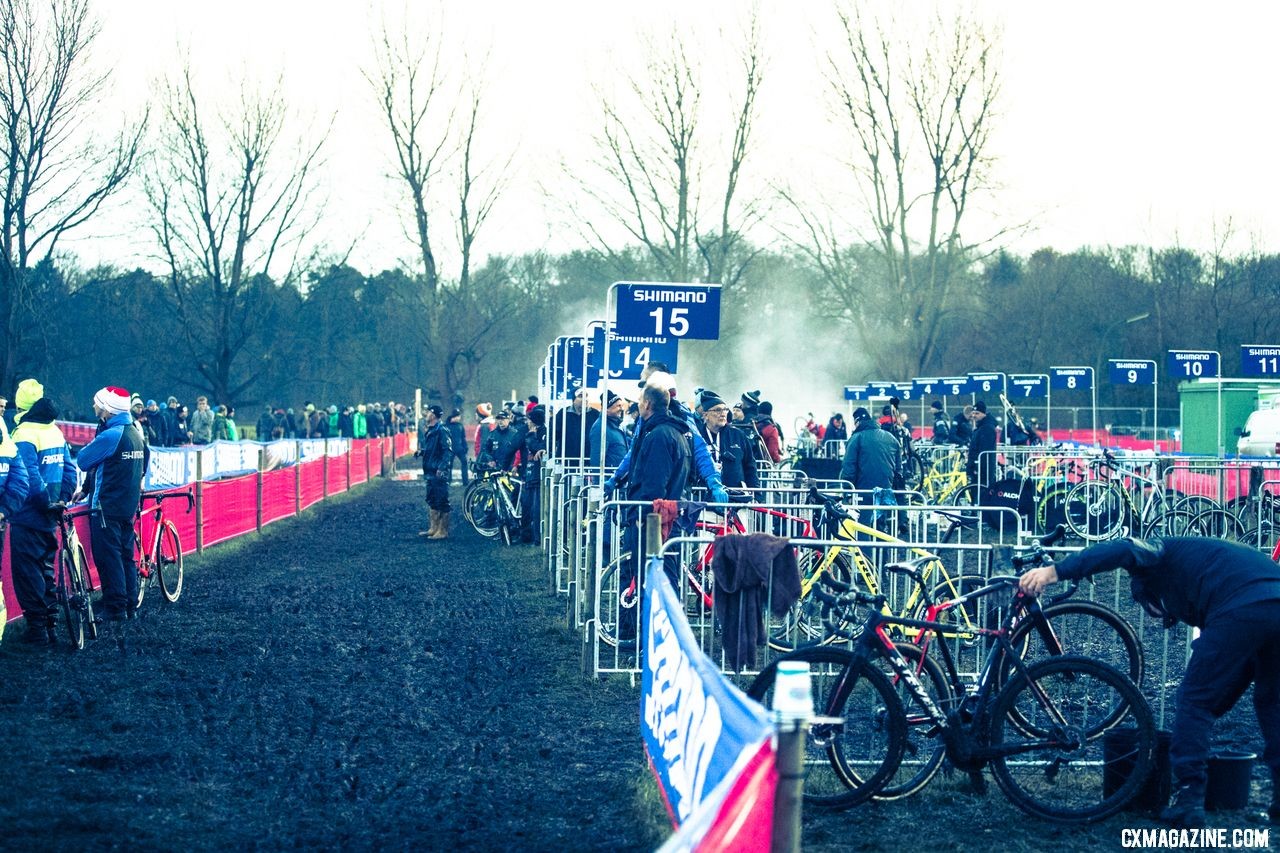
0;478;659;852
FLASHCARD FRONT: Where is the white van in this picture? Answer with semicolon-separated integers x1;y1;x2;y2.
1237;407;1280;456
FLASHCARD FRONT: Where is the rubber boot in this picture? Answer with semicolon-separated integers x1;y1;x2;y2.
430;510;450;540
1160;782;1206;828
420;509;439;538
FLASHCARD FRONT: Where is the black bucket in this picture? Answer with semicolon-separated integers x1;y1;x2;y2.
1103;727;1172;813
1206;751;1257;811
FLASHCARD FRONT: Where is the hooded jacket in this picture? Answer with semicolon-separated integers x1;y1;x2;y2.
624;408;690;506
839;417;901;490
609;398;726;500
78;411;149;519
0;425;30;519
10;399;78;530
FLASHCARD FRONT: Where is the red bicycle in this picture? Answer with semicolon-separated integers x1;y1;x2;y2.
133;489;193;608
596;500;818;648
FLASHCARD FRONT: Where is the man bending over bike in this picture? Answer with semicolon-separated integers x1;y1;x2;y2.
1020;536;1280;828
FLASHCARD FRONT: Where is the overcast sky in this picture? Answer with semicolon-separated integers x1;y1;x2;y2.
65;0;1280;276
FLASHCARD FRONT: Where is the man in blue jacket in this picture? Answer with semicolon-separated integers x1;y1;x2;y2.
0;419;32;629
73;386;149;623
9;384;79;644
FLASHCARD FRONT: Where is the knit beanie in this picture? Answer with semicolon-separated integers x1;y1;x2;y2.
14;378;43;411
94;386;131;415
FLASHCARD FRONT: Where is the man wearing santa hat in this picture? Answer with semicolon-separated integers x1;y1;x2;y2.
73;386;150;624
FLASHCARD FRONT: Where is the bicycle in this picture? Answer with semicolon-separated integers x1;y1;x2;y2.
916;449;978;506
748;542;1156;822
465;466;522;545
134;489;193;608
1064;449;1215;541
768;486;988;652
50;504;97;650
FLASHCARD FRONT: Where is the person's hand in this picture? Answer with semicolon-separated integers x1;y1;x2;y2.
70;490;84;503
1019;565;1059;597
710;486;729;505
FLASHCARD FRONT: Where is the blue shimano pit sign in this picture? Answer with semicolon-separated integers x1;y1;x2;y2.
615;283;721;340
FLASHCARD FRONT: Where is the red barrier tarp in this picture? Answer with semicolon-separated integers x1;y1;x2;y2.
261;467;297;527
350;440;369;486
325;456;347;496
299;459;325;511
201;474;259;548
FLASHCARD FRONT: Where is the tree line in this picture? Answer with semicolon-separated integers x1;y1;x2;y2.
3;2;1273;420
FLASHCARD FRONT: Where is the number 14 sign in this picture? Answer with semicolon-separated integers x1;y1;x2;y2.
613;282;722;340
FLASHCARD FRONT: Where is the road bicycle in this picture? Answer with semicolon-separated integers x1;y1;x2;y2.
768;486;988;652
593;500;818;649
1064;450;1217;541
465;466;522;546
748;541;1155;823
916;449;978;506
134;489;193;608
50;505;97;650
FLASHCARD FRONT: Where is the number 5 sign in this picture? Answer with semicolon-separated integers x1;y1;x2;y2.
613;282;722;340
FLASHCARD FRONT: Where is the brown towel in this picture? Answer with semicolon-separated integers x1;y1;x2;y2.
712;533;802;672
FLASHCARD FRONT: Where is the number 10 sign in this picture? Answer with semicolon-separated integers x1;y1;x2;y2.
613;282;722;340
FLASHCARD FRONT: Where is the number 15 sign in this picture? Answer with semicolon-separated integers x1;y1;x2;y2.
613;282;722;340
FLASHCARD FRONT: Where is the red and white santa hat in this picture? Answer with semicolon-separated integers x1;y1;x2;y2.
93;386;131;415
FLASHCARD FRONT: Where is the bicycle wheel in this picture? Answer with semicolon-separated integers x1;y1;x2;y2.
1035;485;1069;537
1186;507;1248;542
875;642;951;800
902;452;925;491
464;485;500;538
1141;507;1197;538
157;519;184;602
58;545;90;650
748;647;906;810
1064;481;1126;540
913;573;992;645
594;555;638;650
768;548;854;652
988;655;1155;824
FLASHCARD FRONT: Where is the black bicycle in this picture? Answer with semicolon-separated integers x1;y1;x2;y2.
748;541;1156;823
50;504;98;650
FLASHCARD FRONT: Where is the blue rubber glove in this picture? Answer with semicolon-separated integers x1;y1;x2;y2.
711;486;729;505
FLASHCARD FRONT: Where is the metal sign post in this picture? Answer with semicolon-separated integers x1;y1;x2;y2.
1050;366;1095;446
1168;350;1221;455
1108;359;1158;450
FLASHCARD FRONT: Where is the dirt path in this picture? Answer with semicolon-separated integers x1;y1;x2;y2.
0;478;661;852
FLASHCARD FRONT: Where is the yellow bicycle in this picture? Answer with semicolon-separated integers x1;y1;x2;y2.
769;487;988;651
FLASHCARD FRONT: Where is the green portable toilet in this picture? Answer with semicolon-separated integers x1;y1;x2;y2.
1177;378;1280;455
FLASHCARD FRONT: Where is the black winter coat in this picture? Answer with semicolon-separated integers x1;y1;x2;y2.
966;415;997;488
624;410;690;506
839;419;901;490
697;422;758;490
419;422;453;475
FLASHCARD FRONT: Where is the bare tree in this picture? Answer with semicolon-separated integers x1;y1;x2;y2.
146;64;327;405
366;15;513;405
0;0;143;392
784;7;1001;378
573;16;766;289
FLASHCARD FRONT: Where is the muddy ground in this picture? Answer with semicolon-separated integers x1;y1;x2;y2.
0;475;1272;851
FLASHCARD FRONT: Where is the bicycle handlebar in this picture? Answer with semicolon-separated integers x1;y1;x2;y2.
143;489;196;513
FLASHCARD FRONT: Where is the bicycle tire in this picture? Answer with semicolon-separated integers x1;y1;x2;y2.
767;548;854;652
59;544;88;650
988;655;1156;824
748;647;906;810
1035;485;1069;537
594;556;638;650
76;542;97;641
1000;599;1144;735
1064;481;1126;541
1187;507;1248;542
1140;507;1196;538
157;519;184;602
874;642;951;800
464;485;500;538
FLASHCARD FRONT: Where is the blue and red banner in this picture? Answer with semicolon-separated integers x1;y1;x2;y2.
640;557;776;852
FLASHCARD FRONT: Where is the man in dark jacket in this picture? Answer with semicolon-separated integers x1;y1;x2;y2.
824;413;848;444
1020;537;1280;828
952;405;974;446
74;387;149;624
9;394;78;643
966;401;997;491
445;409;468;484
519;406;547;544
256;406;276;442
696;391;757;492
622;383;691;598
930;401;951;444
551;387;598;462
840;407;901;529
481;409;523;472
588;391;630;468
418;405;453;540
